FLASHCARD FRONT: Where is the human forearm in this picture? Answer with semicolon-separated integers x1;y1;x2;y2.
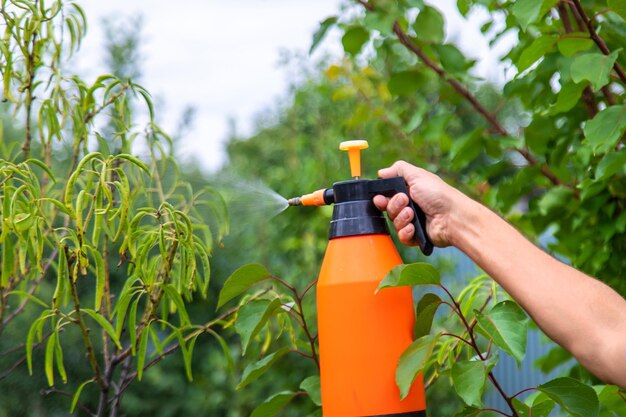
450;196;626;388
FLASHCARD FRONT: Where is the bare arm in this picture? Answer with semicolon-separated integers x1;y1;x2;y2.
374;161;626;389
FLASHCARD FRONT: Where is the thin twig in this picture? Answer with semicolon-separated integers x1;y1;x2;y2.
511;387;536;399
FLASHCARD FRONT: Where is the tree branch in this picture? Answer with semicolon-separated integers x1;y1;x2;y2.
67;252;105;391
22;27;37;158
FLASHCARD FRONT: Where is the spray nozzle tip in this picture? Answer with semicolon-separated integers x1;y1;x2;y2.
287;197;301;206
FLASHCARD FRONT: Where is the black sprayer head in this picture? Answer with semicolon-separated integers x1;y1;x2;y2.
286;140;433;255
328;177;434;256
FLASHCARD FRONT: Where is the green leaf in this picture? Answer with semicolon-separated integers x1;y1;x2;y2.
388;70;425;96
7;290;49;309
609;0;626;20
596;148;626;180
516;35;557;73
363;10;396;35
87;247;105;311
451;355;498;407
128;298;140;355
71;379;95;413
583;105;626;152
537;186;574;216
310;17;337;55
235;298;282;355
513;0;556;31
378;262;440;291
457;0;470;16
526;394;556;417
434;44;473;74
571;50;620;91
557;33;593;57
26;310;52;375
549;82;586;115
54;331;67;384
237;347;289;390
217;263;271;308
81;309;122;349
413;293;442;339
45;331;56;386
208;328;235;375
341;26;369;56
137;323;151;381
455;407;502;417
396;333;440;399
114;289;135;338
596;384;626;416
537;377;599;417
163;284;191;327
300;375;321;406
250;391;296;417
414;6;444;43
476;301;528;365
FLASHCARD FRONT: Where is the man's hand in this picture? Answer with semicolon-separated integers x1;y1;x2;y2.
373;160;472;248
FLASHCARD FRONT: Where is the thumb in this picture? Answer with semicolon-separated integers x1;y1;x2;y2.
378;160;415;179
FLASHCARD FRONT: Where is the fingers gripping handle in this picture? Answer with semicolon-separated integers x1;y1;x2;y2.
369;177;434;256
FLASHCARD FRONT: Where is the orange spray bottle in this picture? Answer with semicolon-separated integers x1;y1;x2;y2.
288;140;434;417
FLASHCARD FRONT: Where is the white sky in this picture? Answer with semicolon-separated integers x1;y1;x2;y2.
74;0;514;171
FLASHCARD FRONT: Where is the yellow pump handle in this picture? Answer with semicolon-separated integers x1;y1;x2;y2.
339;140;369;178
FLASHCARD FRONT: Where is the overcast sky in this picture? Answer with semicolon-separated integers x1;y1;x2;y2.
75;1;514;171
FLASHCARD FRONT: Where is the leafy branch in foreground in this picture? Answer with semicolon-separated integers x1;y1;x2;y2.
216;263;321;416
379;262;624;417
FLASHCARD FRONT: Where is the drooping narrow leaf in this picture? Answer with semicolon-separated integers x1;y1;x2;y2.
208;328;235;375
45;331;56;386
81;308;122;349
128;297;140;355
137;322;151;380
163;284;191;327
86;246;105;311
54;327;67;384
8;290;49;309
70;379;95;413
26;310;52;375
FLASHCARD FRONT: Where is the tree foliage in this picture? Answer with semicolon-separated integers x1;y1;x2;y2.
0;1;227;415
